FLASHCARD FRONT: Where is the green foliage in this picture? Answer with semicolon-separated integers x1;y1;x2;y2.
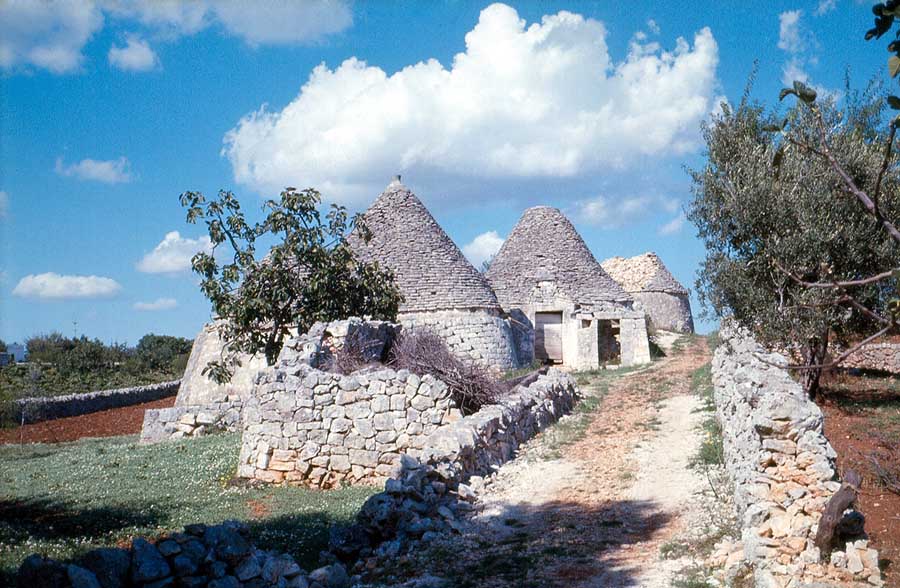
180;187;403;382
134;334;193;372
0;433;375;582
688;86;900;394
0;334;192;426
0;339;6;353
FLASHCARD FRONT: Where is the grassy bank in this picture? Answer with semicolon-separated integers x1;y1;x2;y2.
0;432;376;581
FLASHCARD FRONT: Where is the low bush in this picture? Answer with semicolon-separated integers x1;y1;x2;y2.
388;329;503;414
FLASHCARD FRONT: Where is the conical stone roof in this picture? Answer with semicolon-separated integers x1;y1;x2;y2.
486;206;631;308
350;179;502;313
600;252;688;295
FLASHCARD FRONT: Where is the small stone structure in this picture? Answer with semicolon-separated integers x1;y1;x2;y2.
487;206;651;369
350;177;521;370
835;341;900;375
712;323;883;587
16;380;180;424
144;319;400;444
601;252;695;333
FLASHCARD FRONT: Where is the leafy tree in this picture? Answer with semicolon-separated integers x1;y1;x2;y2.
688;85;900;398
134;334;193;372
0;339;6;353
180;187;402;382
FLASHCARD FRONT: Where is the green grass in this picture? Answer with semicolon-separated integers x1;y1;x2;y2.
0;432;376;581
537;366;644;459
689;362;724;467
502;361;543;381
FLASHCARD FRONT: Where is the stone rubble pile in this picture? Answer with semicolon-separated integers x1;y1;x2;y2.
17;520;352;588
140;396;243;443
709;322;883;587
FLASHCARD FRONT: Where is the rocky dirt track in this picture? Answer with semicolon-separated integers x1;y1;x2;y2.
372;336;719;588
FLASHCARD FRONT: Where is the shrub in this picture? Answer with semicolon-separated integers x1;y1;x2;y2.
388;330;502;414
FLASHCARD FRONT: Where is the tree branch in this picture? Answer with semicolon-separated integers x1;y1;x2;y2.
812;107;900;245
754;324;894;371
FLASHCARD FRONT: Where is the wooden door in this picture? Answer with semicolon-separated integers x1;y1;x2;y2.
535;311;563;363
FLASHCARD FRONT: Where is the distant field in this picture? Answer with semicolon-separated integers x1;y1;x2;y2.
0;363;183;427
0;432;377;583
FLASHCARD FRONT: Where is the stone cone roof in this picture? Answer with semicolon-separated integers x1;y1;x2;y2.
350;179;502;313
600;252;688;295
486;206;631;307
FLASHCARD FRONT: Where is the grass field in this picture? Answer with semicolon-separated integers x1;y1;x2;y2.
0;432;377;582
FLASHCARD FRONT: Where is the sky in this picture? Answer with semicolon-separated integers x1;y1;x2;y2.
0;0;886;345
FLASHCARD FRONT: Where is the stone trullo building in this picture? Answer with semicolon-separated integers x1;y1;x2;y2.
350;177;522;370
486;206;652;369
601;252;695;333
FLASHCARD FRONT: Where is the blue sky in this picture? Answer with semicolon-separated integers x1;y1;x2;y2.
0;0;883;345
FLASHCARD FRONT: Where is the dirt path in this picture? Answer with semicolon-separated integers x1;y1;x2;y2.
381;336;714;588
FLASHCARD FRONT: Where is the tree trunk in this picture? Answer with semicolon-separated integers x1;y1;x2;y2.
801;331;829;400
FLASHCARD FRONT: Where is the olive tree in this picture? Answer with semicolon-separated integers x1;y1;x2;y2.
181;187;403;383
688;86;900;398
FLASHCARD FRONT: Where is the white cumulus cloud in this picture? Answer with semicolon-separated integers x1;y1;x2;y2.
13;273;121;299
463;231;505;269
223;3;719;203
104;0;351;44
0;0;103;73
211;0;352;46
137;231;213;274
55;156;133;183
658;212;686;235
133;297;178;311
778;10;804;53
4;0;352;74
574;194;680;229
108;35;158;71
814;0;837;16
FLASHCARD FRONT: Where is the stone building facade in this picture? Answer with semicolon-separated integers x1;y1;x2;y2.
601;252;694;333
350;178;521;370
487;206;651;369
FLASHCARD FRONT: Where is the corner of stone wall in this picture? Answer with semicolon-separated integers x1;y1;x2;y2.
712;322;883;587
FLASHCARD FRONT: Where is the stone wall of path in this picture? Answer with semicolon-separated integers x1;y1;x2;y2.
712;323;883;587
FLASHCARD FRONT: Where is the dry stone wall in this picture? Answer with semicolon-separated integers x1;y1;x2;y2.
237;353;578;488
420;368;577;480
398;309;520;370
713;323;883;587
632;291;695;334
836;342;900;375
237;365;458;486
16;380;180;424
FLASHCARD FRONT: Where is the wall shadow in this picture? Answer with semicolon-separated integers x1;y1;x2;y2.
381;497;672;588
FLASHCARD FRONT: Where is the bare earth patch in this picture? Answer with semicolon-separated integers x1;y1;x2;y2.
0;396;176;444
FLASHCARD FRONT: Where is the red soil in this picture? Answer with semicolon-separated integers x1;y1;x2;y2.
0;396;176;445
819;376;900;587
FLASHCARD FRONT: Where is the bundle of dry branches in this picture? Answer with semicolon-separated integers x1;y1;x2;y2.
388;329;503;415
